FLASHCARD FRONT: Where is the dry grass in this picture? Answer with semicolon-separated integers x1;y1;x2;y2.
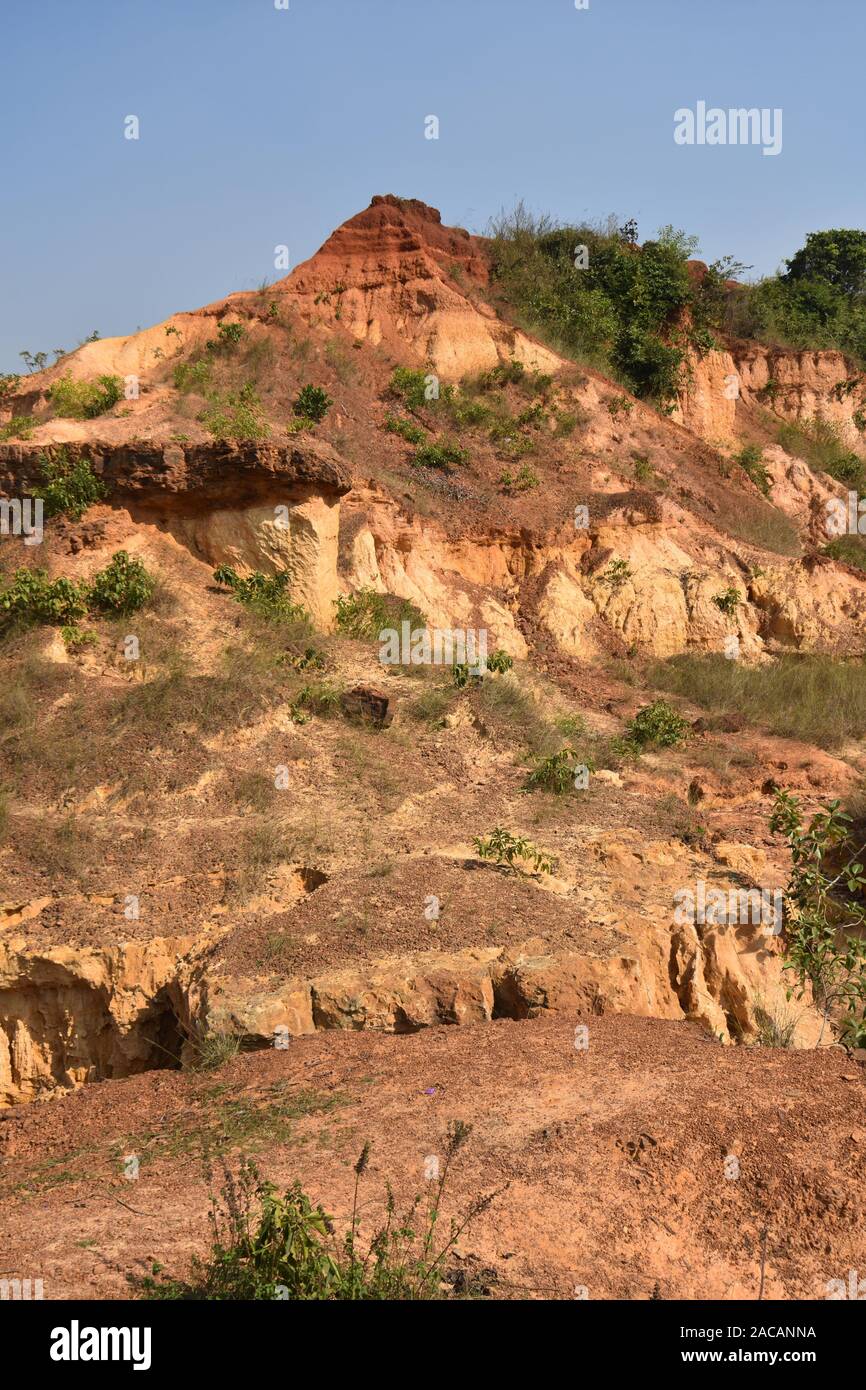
650;652;866;748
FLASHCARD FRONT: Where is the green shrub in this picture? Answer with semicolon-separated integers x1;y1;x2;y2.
333;588;426;640
439;391;493;429
452;662;482;690
389;367;431;410
515;401;546;428
0;416;36;441
214;566;310;624
712;586;740;617
625;699;690;749
173;359;213;393
477;360;526;390
770;790;866;1048
288;646;326;672
200;383;269;442
412;438;468;471
87;551;155;616
735;444;771;495
38;449;106;520
142;1125;495;1301
0;569;88;630
61;625;97;652
554;409;581;437
472;827;554;874
205;320;246;353
597;558;632;588
292;385;333;425
383;414;427;445
486;649;514;674
524;747;590;795
50;374;123;419
499;463;539;492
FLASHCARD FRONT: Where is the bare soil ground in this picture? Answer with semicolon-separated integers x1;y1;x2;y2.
0;1013;863;1301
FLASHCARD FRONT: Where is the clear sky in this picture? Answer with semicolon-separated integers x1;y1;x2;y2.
2;0;864;372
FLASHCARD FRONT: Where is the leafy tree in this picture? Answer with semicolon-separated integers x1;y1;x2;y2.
784;229;866;298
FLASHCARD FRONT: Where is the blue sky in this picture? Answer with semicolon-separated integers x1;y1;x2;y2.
2;0;864;372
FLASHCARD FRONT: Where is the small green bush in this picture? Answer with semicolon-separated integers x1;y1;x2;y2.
173;359;213;393
38;449;106;520
0;416;36;441
735;444;771;496
625;699;690;749
214;566;310;624
412;438;468;471
61;625;98;653
50;373;123;419
383;414;427;445
597;558;633;588
333;588;426;640
486;649;514;674
473;827;555;875
499;464;539;492
515;401;546;428
200;383;269;442
389;367;431;410
524;747;591;795
452;662;483;690
142;1124;495;1301
206;320;246;353
477;360;525;390
87;551;155;616
0;569;88;630
293;385;333;424
713;586;740;617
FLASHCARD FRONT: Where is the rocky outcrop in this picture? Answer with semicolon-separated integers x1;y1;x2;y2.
676;341;866;448
0;934;210;1105
276;194;562;377
0;439;351;510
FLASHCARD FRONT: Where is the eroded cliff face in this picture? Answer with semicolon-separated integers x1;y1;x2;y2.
0;934;207;1105
676;342;866;448
0;867;822;1107
1;194;863;1112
